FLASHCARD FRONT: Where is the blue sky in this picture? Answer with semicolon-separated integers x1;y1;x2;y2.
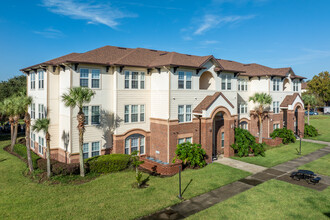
0;0;329;81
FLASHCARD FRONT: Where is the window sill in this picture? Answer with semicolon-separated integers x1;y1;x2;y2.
124;121;146;124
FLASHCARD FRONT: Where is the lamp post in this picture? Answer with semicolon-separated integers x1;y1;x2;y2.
178;165;183;200
298;129;302;155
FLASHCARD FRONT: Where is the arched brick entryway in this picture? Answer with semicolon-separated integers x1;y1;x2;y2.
200;106;236;162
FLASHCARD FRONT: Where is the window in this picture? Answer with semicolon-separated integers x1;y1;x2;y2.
178;71;184;89
38;104;45;119
31;103;35;119
91;106;100;125
38;137;44;154
125;71;130;89
178;71;192;89
38;70;44;89
83;143;89;159
125;135;145;155
82;106;89;125
140;72;145;89
30;132;35;149
91;69;100;88
238;79;248;91
240;122;248;130
131;72;139;89
124;71;145;89
140;105;145;122
273;101;280;114
178;105;192;123
186;72;192;89
30;72;36;89
178;137;192;144
221;132;225;147
80;69;89;87
131;105;138;122
293;80;299;91
124;104;145;123
238;103;248;114
273;123;280;130
83;142;101;159
124;105;129;123
91;142;100;157
272;78;280;91
221;74;232;90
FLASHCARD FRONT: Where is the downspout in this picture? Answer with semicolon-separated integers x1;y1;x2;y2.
163;66;171;163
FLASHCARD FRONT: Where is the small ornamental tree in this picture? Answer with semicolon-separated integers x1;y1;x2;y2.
172;142;206;168
131;151;149;188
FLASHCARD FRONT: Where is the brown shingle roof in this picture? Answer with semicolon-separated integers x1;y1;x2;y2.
193;92;234;114
280;93;302;107
20;45;305;79
301;82;308;89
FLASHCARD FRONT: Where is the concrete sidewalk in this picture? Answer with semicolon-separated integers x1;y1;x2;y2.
301;139;330;146
213;156;267;174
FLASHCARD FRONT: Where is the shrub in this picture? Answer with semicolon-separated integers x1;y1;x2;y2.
37;159;80;175
231;128;265;157
85;154;131;173
172;142;206;168
270;128;296;144
13;144;41;169
304;124;319;137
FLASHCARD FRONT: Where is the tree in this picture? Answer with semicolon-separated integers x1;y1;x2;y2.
32;118;51;177
21;95;34;172
302;93;317;125
61;87;95;177
11;96;25;151
307;71;330;105
249;93;273;144
0;98;15;148
0;75;26;103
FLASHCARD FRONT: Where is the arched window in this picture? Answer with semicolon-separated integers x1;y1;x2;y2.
239;121;248;130
199;71;215;90
125;134;145;155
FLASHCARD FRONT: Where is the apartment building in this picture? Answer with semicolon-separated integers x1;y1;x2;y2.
21;46;305;164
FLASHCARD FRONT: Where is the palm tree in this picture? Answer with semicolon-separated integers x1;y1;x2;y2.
11;96;25;151
32;118;51;177
0;98;16;151
302;93;317;125
249;93;273;144
61;87;95;177
21;95;34;172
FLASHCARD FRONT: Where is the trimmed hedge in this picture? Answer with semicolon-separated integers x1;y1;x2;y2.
13;144;41;169
85;154;131;173
270;128;296;144
37;159;80;175
231;128;265;157
304;124;319;137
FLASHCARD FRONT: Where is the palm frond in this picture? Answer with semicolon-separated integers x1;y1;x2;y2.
32;118;50;134
61;87;95;109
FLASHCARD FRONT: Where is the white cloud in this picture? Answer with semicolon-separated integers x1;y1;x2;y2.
194;14;255;35
41;0;136;28
201;40;219;45
34;28;64;38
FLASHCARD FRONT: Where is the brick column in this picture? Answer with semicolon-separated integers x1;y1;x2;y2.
298;109;305;137
224;118;235;157
287;110;295;131
201;118;213;163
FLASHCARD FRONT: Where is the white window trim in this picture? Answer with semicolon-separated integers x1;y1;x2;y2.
178;137;192;144
124;104;146;124
79;68;102;89
82;105;101;126
221;74;232;91
125;136;146;155
124;70;145;90
178;71;192;89
83;141;101;159
30;72;36;90
238;78;248;91
272;78;281;91
178;105;192;123
273;101;280;114
238;103;248;114
38;70;44;89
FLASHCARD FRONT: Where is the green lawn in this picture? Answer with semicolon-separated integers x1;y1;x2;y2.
299;154;330;176
306;115;330;142
188;179;330;220
232;141;326;167
0;137;250;220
